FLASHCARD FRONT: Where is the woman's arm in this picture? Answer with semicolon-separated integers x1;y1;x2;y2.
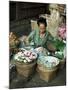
26;30;35;45
46;32;56;51
28;30;35;41
47;32;54;41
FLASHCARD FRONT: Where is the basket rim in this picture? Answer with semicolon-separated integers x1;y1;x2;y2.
11;59;37;65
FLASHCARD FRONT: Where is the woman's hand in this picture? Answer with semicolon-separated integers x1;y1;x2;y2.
25;37;30;45
19;35;29;45
35;47;44;52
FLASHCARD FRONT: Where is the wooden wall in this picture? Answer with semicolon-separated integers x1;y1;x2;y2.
9;1;49;37
10;1;49;21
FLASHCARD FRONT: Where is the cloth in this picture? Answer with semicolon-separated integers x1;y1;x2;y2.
28;29;54;49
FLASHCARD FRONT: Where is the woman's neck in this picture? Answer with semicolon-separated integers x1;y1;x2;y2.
40;32;46;38
40;30;46;34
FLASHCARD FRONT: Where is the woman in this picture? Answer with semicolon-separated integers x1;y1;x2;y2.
27;17;56;51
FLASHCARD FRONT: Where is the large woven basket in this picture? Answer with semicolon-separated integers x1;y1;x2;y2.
37;63;59;82
11;60;37;78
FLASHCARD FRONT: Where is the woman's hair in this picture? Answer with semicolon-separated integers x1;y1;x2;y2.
37;17;47;27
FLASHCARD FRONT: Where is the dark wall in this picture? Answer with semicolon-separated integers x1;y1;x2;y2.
9;1;16;21
10;1;49;21
9;1;49;37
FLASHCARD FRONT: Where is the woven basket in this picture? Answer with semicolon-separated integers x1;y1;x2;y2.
37;63;59;82
11;60;37;78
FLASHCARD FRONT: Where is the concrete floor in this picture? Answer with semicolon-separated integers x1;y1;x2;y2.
10;65;66;89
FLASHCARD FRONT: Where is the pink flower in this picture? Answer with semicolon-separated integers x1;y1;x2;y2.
58;25;66;40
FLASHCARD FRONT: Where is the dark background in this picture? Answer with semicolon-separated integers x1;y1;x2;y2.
9;1;49;37
9;1;49;21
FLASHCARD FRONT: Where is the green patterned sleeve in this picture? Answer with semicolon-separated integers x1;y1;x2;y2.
28;30;35;42
46;32;56;51
47;32;54;42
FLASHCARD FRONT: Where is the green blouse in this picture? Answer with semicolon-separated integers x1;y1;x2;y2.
28;29;54;48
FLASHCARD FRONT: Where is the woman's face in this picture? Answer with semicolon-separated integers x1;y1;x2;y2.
39;23;46;33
